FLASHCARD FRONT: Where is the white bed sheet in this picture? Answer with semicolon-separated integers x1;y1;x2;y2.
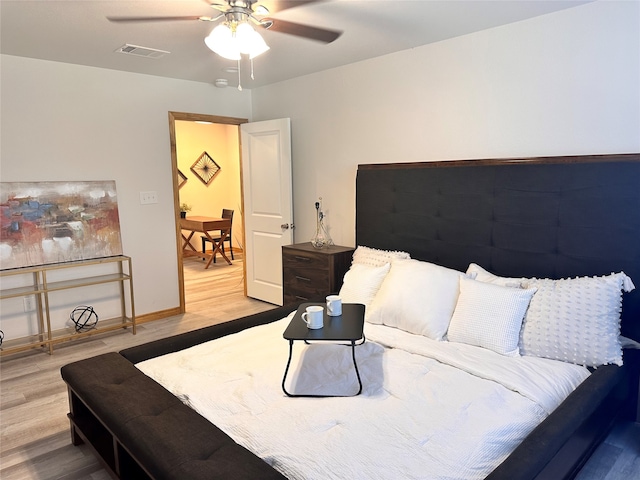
137;313;590;480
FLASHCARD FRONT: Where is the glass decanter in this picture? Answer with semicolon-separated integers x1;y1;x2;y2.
311;200;333;249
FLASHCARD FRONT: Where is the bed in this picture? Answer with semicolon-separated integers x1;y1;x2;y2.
61;153;640;480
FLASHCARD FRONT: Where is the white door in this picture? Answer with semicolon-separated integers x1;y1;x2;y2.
241;118;293;305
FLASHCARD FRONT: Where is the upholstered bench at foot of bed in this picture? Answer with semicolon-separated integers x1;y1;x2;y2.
61;351;285;480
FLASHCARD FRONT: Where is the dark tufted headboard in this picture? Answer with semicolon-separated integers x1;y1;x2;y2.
356;154;640;341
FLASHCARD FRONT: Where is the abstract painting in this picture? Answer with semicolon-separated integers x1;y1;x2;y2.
0;181;123;270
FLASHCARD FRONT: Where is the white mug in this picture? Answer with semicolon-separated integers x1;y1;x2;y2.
302;305;324;329
326;295;342;317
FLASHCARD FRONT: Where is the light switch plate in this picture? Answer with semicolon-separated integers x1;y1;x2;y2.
23;296;36;312
140;191;158;205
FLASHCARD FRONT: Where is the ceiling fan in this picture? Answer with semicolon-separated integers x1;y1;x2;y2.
108;0;341;89
107;0;342;45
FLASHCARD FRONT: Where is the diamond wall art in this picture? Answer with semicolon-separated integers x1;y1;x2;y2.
190;152;221;186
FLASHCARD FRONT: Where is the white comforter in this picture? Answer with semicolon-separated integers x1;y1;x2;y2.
137;313;590;480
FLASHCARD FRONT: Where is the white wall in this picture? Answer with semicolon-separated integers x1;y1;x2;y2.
1;55;251;333
251;1;640;248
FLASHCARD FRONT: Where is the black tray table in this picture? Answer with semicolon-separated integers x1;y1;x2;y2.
282;302;365;397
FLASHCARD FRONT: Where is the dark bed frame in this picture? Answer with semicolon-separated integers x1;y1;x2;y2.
61;153;640;480
355;153;640;479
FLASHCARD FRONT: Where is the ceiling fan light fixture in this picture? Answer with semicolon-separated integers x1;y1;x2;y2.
205;24;241;60
236;22;270;57
205;21;269;61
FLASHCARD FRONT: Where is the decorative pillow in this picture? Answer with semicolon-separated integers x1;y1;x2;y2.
351;245;410;267
447;277;537;356
338;263;391;310
466;263;523;288
366;259;466;340
519;272;635;367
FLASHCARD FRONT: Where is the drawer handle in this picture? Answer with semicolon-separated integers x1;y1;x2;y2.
294;256;311;262
295;276;311;282
295;295;309;301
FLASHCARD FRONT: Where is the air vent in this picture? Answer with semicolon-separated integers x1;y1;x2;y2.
115;44;169;59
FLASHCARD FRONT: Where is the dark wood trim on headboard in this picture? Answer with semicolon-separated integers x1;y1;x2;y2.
356;153;640;341
358;153;640;170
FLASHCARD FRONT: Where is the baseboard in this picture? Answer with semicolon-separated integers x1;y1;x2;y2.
136;307;182;324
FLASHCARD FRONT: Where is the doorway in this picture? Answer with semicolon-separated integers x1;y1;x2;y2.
168;111;248;313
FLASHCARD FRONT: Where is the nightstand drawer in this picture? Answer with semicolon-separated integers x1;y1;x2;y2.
284;292;315;304
284;267;329;286
284;270;329;292
283;251;327;270
282;282;327;304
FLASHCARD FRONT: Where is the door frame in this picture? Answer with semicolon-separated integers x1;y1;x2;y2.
168;111;248;313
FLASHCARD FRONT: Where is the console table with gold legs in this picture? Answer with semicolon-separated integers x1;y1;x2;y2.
0;255;135;356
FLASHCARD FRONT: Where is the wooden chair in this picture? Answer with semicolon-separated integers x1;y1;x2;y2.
201;209;234;263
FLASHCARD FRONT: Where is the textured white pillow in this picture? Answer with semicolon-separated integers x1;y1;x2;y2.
466;263;523;288
447;277;537;356
338;263;390;312
367;259;465;340
520;272;635;367
351;245;410;267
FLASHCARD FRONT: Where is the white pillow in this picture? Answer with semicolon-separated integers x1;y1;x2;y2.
338;263;390;310
447;277;537;356
466;263;523;288
352;245;410;267
520;272;635;367
367;259;465;340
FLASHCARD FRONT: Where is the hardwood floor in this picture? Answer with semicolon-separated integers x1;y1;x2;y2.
1;254;638;479
575;420;640;480
0;254;273;479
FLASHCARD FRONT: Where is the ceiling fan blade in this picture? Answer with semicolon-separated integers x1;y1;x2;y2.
107;16;209;23
205;1;229;12
262;18;341;43
265;0;323;13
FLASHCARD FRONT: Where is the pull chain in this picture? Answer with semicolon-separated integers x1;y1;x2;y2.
237;59;242;91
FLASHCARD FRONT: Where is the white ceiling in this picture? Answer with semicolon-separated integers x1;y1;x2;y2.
0;0;589;89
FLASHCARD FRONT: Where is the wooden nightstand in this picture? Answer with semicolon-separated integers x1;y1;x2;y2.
282;243;354;305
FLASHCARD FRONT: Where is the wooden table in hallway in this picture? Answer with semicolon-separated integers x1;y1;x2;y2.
180;216;232;269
